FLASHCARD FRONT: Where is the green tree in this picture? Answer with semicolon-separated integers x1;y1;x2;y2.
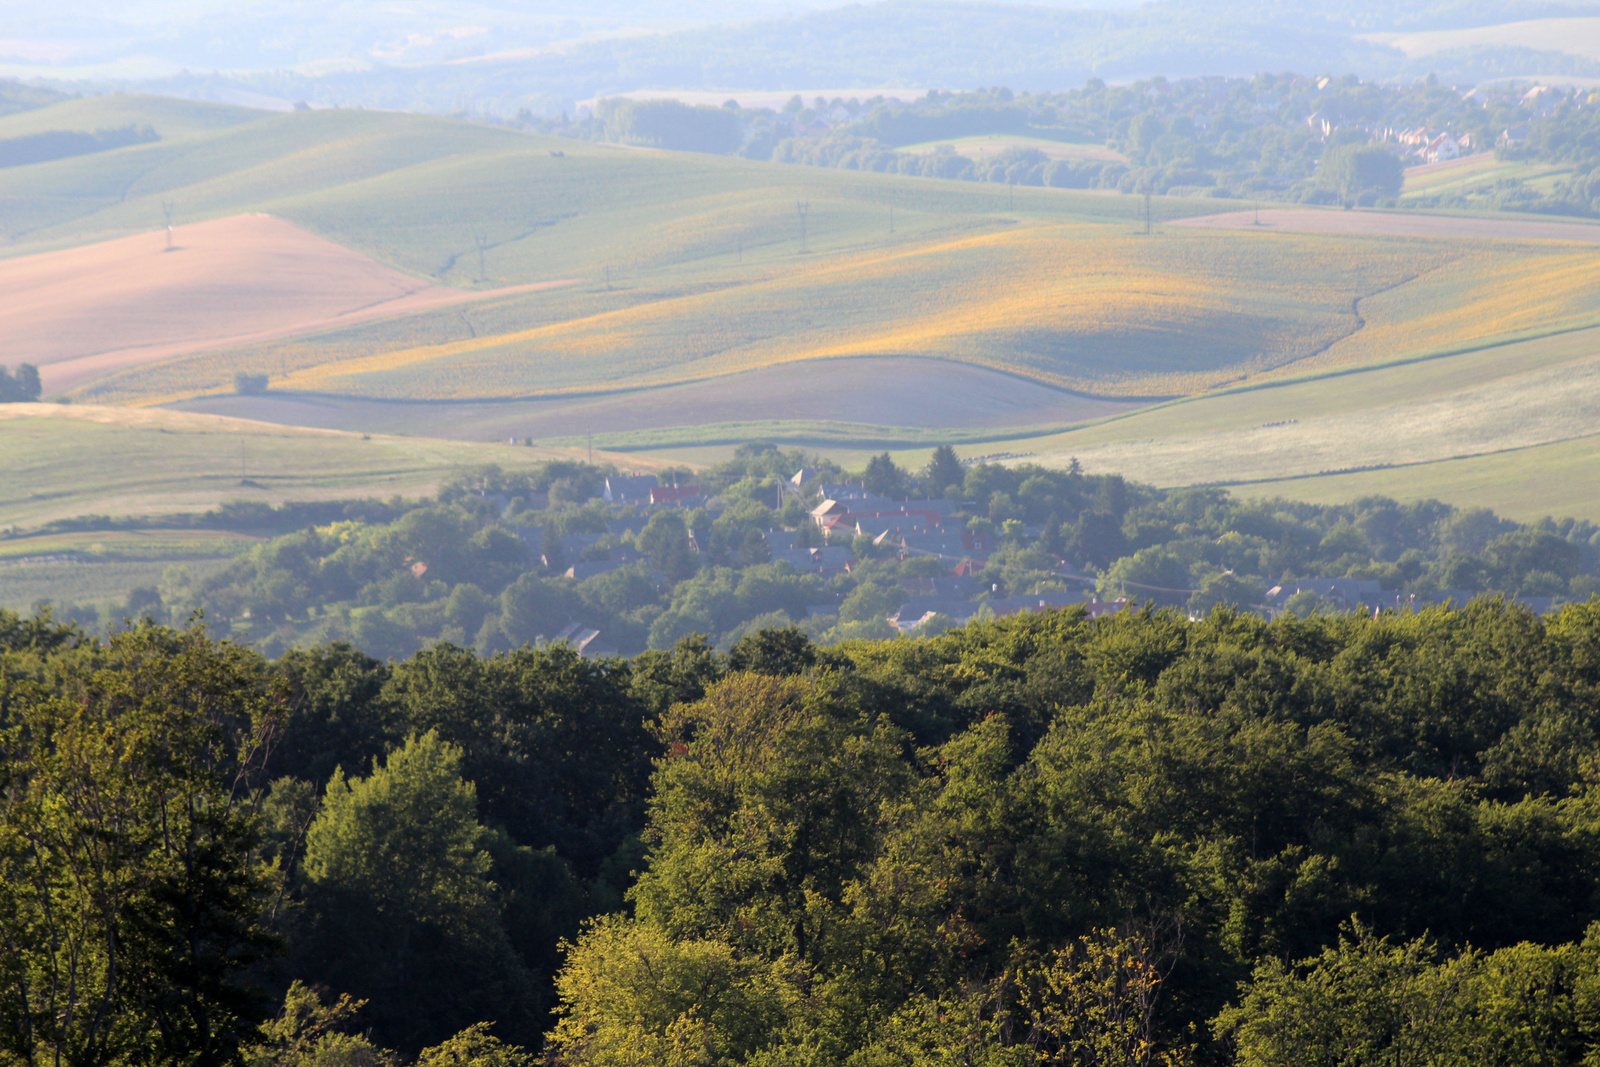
925;445;964;497
727;626;818;676
245;982;396;1067
638;511;697;581
414;1023;536;1067
1320;144;1403;200
1187;572;1266;616
0;624;280;1067
499;573;571;647
631;673;912;964
300;731;536;1051
548;917;805;1067
1216;924;1476;1067
863;452;907;498
1098;546;1192;606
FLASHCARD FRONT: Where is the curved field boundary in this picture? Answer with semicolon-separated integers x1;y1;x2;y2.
1172;208;1600;244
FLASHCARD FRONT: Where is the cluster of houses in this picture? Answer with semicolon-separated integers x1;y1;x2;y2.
471;471;1131;655
471;473;1565;658
1368;84;1596;162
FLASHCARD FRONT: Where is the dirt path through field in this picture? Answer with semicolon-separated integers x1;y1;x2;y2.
0;214;581;393
1172;207;1600;244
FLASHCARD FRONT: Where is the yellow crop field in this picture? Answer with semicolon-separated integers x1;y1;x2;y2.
91;221;1520;406
1294;244;1600;375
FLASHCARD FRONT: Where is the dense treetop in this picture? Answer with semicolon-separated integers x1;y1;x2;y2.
10;590;1600;1063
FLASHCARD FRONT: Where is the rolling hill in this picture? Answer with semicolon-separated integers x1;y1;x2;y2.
10;92;1600;524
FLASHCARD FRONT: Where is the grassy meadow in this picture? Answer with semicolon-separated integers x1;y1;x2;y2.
885;325;1600;519
0;404;668;529
1240;432;1600;523
0;528;257;613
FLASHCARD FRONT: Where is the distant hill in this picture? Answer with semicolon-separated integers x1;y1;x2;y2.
119;0;1600;119
0;79;69;118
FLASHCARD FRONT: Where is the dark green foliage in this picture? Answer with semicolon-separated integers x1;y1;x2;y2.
863;452;908;498
1320;143;1404;200
298;731;540;1052
598;98;743;153
542;599;1600;1062
727;625;818;675
15;590;1600;1061
0;624;282;1067
925;445;965;498
381;643;656;874
0;605;83;653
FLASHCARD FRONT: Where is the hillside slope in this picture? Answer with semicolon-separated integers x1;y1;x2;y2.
8;93;1600;531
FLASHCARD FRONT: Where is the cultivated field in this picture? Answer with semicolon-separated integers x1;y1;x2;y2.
4;214;579;392
0;93;261;143
12;93;1600;526
1241;433;1600;524
0;404;669;529
1399;153;1569;199
77;220;1600;411
953;326;1600;520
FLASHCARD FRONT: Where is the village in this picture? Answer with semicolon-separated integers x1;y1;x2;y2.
465;466;1567;659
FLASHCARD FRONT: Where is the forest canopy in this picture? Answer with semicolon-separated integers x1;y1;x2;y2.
10;591;1600;1064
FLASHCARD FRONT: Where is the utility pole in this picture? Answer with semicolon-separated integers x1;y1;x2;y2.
162;201;175;251
1144;192;1152;236
473;230;488;280
796;201;809;253
1253;198;1261;225
889;205;895;234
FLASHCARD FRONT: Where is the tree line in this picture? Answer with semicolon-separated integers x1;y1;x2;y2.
558;73;1600;213
56;445;1600;659
12;591;1600;1064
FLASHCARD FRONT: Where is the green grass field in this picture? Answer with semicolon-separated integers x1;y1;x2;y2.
1240;433;1600;523
0;528;257;614
0;404;669;529
1399;153;1573;208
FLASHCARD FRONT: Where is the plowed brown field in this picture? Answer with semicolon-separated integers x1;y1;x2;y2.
1;214;578;393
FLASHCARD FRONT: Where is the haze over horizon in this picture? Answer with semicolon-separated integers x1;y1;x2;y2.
8;0;1600;116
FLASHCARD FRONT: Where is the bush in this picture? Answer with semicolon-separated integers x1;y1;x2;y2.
234;372;270;395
